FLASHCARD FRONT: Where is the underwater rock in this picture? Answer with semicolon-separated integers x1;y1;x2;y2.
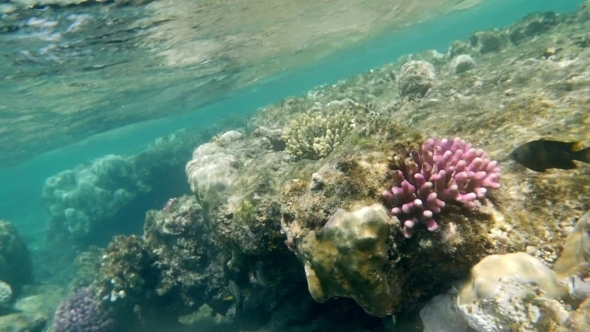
0;220;33;290
214;130;243;146
186;141;237;206
296;204;395;316
0;281;12;309
458;252;567;302
564;298;590;331
424;211;590;332
94;195;231;328
459;276;569;332
0;312;47;332
448;211;590;331
420;290;473;332
397;60;437;99
553;209;590;281
186;130;288;256
508;12;561;45
469;30;510;54
449;54;476;74
251;126;286;151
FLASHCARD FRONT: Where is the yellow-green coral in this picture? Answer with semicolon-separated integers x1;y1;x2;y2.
283;101;369;161
297;204;396;316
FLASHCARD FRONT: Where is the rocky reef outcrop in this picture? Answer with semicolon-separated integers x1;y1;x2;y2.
0;220;33;291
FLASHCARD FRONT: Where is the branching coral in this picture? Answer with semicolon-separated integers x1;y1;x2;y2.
282;99;370;161
382;137;501;237
283;110;355;161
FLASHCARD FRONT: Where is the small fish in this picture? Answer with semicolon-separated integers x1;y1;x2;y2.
509;139;590;172
228;280;243;320
252;261;268;286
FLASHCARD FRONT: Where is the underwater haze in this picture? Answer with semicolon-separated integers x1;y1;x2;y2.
1;0;590;331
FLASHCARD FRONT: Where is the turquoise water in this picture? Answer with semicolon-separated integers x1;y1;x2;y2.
0;0;583;231
0;0;581;231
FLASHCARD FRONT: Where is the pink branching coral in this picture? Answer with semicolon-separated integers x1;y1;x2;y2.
382;137;501;238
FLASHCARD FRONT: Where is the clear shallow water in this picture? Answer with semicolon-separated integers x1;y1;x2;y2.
1;0;481;169
0;0;584;236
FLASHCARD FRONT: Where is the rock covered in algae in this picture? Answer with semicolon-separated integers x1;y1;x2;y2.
0;281;12;309
95;195;230;327
0;220;33;290
449;54;476;74
460;276;569;332
297;204;395;316
397;60;437;99
456;253;568;332
419;290;472;332
424;211;590;332
553;209;590;281
185;129;291;256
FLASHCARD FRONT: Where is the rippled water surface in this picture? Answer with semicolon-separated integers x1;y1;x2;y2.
1;0;484;167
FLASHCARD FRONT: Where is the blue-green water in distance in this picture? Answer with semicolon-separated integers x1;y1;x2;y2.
0;0;584;231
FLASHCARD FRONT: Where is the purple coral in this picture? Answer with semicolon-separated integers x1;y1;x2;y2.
53;287;113;332
382;137;501;238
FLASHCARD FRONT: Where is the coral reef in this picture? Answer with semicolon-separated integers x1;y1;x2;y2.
0;220;33;290
382;137;501;237
53;287;113;332
68;247;103;293
94;196;231;327
42;122;236;247
42;2;590;331
43;154;149;242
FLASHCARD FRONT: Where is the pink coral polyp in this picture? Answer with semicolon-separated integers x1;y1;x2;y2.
382;137;501;238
